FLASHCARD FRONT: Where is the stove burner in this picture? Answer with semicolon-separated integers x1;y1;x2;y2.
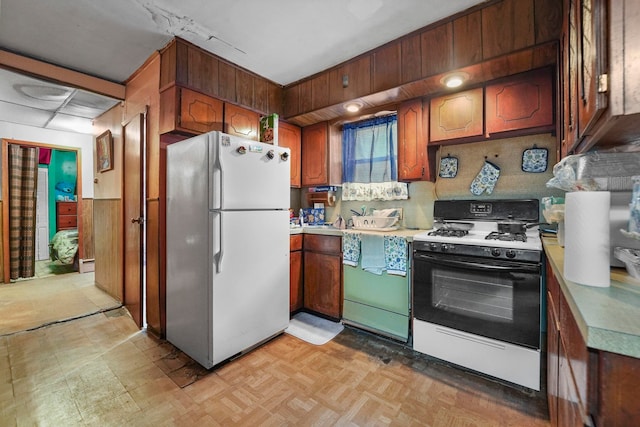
485;231;527;242
428;229;469;238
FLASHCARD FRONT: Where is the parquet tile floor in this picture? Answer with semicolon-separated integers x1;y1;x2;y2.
0;273;550;426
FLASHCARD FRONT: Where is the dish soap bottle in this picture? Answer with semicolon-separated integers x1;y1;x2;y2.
299;208;305;226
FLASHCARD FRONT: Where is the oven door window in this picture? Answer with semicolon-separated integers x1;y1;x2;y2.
413;252;541;349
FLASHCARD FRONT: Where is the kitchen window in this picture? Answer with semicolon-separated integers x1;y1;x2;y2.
341;114;408;201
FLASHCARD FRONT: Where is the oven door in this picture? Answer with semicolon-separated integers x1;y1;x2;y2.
413;251;541;349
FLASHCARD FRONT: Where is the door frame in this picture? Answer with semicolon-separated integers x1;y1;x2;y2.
1;138;83;283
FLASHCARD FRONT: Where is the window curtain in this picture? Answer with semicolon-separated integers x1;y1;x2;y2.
342;115;408;201
9;144;39;279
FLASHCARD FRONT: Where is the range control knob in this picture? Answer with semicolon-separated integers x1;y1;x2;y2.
280;151;289;161
506;249;516;259
491;248;501;257
441;244;451;253
266;150;275;159
237;146;247;154
429;243;438;251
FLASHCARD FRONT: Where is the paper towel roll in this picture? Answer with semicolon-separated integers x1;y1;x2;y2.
564;191;611;287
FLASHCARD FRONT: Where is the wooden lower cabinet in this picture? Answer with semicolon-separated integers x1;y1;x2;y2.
289;235;303;313
546;258;640;426
303;234;342;319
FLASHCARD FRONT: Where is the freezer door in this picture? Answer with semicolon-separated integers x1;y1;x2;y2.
210;132;290;210
210;209;290;366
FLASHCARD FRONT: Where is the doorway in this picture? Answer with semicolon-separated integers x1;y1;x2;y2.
1;138;83;283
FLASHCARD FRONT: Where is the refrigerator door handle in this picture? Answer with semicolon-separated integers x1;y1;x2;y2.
213;211;223;273
213;137;225;209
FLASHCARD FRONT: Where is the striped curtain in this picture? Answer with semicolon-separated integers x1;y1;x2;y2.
9;144;39;280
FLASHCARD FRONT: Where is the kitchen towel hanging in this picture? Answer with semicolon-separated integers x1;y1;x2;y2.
564;191;611;287
470;160;501;195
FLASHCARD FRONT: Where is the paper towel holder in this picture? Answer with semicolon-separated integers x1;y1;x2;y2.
307;192;336;207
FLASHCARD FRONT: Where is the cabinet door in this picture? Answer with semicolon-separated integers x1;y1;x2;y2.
279;121;302;188
577;0;607;139
557;342;585;427
547;292;560;427
224;103;259;141
430;87;483;142
290;249;303;313
561;0;580;157
397;99;427;181
159;87;224;135
303;251;342;319
485;68;554;136
301;122;329;186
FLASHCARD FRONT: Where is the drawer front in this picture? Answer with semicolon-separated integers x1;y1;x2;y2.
57;202;77;215
290;234;303;251
303;234;341;253
57;215;77;228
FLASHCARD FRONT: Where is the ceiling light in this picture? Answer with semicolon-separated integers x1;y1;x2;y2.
441;72;469;89
344;101;363;113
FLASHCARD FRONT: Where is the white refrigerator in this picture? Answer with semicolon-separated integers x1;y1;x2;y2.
166;131;290;369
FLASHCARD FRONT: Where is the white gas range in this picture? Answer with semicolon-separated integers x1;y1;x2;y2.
412;199;544;391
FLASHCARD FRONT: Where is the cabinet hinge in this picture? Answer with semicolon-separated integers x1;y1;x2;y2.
598;74;608;93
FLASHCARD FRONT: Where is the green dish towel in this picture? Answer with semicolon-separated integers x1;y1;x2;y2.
361;233;385;275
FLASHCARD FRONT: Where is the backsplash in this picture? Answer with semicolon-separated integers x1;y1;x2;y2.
435;133;563;201
293;133;566;229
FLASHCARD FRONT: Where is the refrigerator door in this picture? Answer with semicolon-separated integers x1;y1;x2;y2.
210;132;290;210
211;209;290;365
166;132;213;367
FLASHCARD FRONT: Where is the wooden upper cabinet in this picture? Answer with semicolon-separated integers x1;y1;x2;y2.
430;87;483;142
397;99;429;181
278;121;302;187
223;103;259;140
576;0;607;139
485;68;554;136
301;122;329;186
159;86;223;135
301;121;341;187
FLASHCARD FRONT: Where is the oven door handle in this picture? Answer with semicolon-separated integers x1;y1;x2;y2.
414;253;540;273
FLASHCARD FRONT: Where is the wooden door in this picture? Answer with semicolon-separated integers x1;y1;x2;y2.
485;68;554;136
430;87;483;142
223;103;259;140
577;0;607;138
123;113;145;328
278;121;301;187
397;98;427;181
301;122;328;186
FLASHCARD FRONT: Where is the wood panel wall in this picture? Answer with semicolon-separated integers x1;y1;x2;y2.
93;198;122;301
81;198;94;260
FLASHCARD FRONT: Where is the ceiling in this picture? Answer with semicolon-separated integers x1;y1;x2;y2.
0;0;486;134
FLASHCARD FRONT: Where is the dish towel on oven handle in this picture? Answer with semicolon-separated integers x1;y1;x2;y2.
384;236;407;276
361;233;386;275
342;231;360;266
342;232;408;277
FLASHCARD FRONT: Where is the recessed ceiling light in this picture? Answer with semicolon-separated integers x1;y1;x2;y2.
344;101;363;113
441;72;469;89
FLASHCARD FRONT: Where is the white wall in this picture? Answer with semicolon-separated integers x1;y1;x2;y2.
0;121;94;199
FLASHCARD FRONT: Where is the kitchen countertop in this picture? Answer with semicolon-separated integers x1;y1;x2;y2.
543;237;640;359
290;225;427;241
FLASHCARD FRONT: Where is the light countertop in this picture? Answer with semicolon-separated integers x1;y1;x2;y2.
290;226;427;241
543;237;640;358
